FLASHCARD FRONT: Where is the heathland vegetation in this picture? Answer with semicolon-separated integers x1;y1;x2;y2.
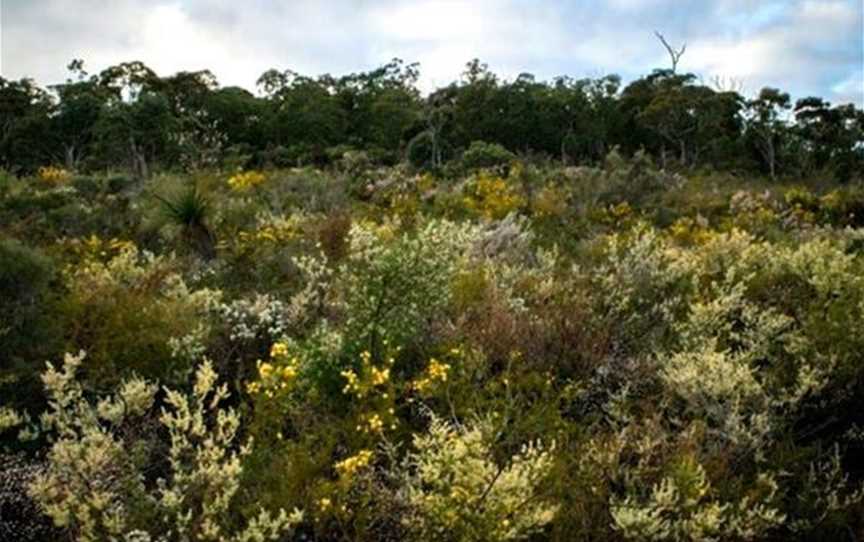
1;58;863;541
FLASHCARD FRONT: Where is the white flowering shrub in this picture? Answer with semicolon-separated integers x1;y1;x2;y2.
397;415;557;542
155;360;302;541
218;293;291;342
611;459;785;541
27;351;157;541
341;219;480;352
26;352;302;542
60;246;222;386
592;226;695;352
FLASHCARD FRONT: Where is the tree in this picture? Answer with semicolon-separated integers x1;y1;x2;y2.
746;88;791;179
655;31;686;74
794;97;864;182
51;60;113;170
0;77;56;173
94;91;176;178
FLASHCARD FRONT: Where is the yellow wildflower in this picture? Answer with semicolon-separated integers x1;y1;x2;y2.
227;170;266;192
37;166;72;185
370;366;390;386
270;342;289;359
258;362;274;378
413;358;451;393
335;450;373;478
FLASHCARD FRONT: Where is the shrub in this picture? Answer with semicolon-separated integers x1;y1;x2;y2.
58;246;221;388
460;141;516;172
227;170;267;192
341;219;479;356
37;166;72;186
396;414;558;542
0;239;58;368
462;171;525;221
28;352;303;541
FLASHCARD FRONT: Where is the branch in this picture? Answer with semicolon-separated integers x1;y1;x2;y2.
655;31;686;73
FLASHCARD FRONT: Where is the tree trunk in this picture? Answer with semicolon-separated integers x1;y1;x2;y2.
64;145;77;171
129;136;148;179
768;142;776;180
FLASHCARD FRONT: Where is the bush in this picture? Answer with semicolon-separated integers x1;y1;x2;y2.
396;415;557;542
56;245;221;388
460;141;516;172
27;352;303;541
0;239;58;368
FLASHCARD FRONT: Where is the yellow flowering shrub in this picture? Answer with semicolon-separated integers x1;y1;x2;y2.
59;234;136;263
412;359;450;393
334;449;374;479
37;166;72;185
531;184;569;218
463;171;525;220
235;213;302;251
666;216;714;246
340;350;398;435
412;355;455;395
227;170;267;192
247;341;301;398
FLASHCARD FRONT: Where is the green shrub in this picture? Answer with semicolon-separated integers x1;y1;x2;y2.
460;141;516;172
27;352;303;541
0;239;58;368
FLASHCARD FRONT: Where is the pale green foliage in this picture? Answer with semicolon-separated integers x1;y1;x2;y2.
284;251;333;328
789;446;864;532
342;218;480;347
611;458;784;541
661;280;797;456
661;346;773;455
593;226;693;348
471;213;560;315
156;360;302;541
398;415;557;542
27;353;301;542
0;406;25;433
28;351;156;541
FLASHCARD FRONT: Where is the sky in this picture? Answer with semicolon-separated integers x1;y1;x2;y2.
1;0;862;105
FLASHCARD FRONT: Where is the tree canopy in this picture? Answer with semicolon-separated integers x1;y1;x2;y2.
1;58;861;180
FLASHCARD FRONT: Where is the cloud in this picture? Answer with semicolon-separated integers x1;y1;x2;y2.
1;0;860;105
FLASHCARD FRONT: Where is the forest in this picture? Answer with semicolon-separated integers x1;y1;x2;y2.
1;58;862;180
1;56;864;541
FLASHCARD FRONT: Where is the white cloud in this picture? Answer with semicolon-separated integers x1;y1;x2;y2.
0;0;860;105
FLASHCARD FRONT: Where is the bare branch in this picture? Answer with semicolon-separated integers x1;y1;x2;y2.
655;31;686;73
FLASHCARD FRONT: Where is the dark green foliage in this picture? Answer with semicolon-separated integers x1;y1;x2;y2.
1;59;860;181
153;184;216;259
460;141;516;171
0;239;59;415
0;239;57;363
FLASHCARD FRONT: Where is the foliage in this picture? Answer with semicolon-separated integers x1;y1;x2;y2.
397;415;558;542
460;141;516;171
2;146;864;540
26;352;302;542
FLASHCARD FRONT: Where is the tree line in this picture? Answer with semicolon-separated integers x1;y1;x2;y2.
1;57;862;180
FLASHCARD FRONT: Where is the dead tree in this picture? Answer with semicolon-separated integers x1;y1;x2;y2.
655;31;686;74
